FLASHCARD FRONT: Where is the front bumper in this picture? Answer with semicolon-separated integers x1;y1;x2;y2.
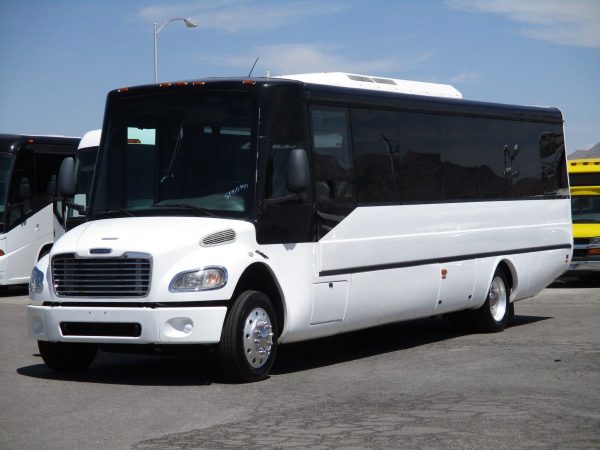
27;304;227;344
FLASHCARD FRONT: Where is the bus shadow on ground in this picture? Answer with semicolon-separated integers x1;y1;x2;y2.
272;314;550;375
549;276;600;289
17;349;221;386
17;314;550;385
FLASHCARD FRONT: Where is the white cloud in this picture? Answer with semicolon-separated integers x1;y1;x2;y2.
139;0;346;33
195;43;433;76
447;0;600;48
450;70;482;84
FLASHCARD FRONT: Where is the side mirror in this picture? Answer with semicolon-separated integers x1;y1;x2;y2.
287;148;309;193
58;157;76;198
19;178;31;200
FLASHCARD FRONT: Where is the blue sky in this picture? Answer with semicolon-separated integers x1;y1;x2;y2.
0;0;598;152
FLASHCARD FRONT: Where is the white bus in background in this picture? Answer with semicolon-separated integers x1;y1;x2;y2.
0;134;79;287
54;129;101;239
28;73;571;382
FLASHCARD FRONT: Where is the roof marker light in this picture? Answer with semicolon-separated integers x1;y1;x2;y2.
175;81;188;86
160;82;172;87
117;88;129;93
192;81;206;86
243;80;256;85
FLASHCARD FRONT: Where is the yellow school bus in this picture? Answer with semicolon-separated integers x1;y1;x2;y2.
568;158;600;274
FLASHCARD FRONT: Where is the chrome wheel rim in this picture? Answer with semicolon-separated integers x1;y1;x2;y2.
488;276;507;322
243;307;274;368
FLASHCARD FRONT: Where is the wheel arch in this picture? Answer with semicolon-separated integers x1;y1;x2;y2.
37;243;53;262
231;262;285;336
496;259;516;300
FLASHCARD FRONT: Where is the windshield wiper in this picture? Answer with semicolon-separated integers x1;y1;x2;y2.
160;126;184;183
151;203;217;218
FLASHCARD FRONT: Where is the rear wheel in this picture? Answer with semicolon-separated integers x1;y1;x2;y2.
472;268;510;332
38;341;97;372
218;290;278;382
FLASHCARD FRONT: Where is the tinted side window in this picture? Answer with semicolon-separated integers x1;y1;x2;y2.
439;116;481;200
351;108;398;203
310;106;354;236
538;125;568;195
506;120;544;197
397;112;443;202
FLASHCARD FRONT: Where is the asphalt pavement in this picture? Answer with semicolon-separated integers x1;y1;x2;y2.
1;276;599;449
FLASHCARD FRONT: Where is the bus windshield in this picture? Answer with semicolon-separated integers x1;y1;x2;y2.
571;195;600;224
91;91;257;219
0;153;14;214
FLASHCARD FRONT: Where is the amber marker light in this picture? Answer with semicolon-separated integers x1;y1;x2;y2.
243;80;256;85
117;88;129;93
159;82;172;87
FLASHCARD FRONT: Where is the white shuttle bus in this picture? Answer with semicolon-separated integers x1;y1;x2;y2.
53;129;101;240
27;73;571;381
0;134;79;287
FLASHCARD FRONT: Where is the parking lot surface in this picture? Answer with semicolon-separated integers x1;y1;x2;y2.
1;277;599;449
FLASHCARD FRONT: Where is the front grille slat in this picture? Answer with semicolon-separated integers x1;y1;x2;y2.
52;253;151;298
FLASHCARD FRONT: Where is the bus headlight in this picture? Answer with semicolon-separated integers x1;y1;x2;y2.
169;267;227;292
29;266;45;294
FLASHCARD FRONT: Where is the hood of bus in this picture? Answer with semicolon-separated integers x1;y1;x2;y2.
572;223;600;239
52;217;256;259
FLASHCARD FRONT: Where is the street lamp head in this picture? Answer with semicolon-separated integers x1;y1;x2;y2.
184;18;198;28
154;16;199;83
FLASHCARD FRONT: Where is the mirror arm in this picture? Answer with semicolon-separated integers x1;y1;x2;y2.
64;200;86;215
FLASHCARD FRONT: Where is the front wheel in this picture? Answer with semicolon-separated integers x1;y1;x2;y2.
471;268;511;332
218;290;278;382
38;341;98;371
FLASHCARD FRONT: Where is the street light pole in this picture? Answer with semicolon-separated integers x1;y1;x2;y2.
153;17;198;83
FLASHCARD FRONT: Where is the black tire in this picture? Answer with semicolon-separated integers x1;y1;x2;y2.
471;267;511;332
38;341;98;372
218;290;278;382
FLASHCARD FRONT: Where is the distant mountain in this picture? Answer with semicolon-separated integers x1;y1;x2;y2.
569;142;600;159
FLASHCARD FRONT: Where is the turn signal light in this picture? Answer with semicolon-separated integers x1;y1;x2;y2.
588;248;600;256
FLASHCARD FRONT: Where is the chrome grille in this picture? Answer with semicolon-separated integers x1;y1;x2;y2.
52;253;151;297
